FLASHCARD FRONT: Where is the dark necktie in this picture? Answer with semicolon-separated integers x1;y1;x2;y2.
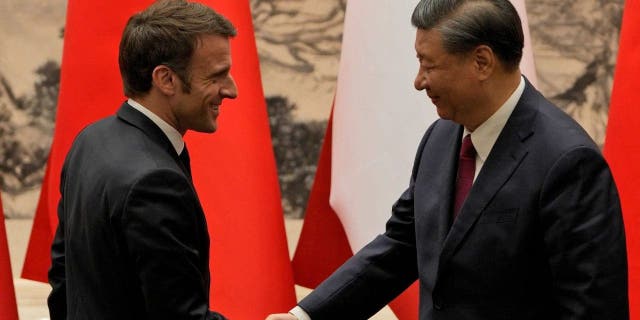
453;134;476;217
179;144;191;176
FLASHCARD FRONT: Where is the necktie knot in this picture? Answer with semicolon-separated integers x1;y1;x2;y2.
460;134;476;158
453;134;476;217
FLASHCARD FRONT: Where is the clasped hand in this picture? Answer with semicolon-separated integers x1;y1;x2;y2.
265;313;298;320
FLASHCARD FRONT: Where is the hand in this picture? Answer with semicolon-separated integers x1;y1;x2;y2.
265;313;298;320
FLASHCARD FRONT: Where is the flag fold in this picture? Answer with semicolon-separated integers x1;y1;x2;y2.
1;195;19;320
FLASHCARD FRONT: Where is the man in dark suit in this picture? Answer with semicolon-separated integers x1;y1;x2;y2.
268;0;629;319
47;1;237;319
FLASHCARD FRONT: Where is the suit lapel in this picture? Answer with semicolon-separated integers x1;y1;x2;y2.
116;102;190;177
437;80;539;271
416;122;463;250
436;125;463;243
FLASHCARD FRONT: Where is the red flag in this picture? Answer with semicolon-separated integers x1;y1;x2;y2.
22;157;54;282
22;0;296;318
0;194;19;320
603;0;640;318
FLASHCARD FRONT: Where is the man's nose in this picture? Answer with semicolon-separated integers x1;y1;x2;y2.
223;75;238;99
414;72;427;91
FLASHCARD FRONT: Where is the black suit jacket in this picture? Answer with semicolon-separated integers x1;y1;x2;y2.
299;79;629;319
48;103;225;320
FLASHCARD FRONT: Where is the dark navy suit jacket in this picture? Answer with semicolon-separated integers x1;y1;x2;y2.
48;103;225;320
299;79;629;319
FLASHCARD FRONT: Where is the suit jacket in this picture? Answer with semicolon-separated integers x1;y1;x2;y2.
48;102;225;320
299;78;629;319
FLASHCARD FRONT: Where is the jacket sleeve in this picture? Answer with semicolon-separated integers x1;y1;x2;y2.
298;122;437;319
539;146;628;319
47;203;67;320
48;167;68;320
120;169;225;320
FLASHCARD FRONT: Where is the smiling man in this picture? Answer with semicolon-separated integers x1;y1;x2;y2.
47;1;237;319
268;0;629;319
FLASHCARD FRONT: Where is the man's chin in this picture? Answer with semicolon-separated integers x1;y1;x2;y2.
191;124;217;134
203;118;218;133
435;108;450;121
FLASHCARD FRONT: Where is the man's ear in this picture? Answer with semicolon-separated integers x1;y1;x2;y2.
472;45;495;80
151;65;177;95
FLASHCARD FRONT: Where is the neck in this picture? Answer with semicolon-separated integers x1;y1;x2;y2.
131;92;183;136
464;71;521;131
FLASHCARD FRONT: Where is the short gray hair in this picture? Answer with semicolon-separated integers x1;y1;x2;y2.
411;0;523;71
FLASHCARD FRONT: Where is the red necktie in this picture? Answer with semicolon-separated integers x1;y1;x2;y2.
453;134;476;217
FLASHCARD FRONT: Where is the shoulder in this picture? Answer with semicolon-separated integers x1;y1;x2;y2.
65;116;185;192
517;90;611;186
519;84;599;156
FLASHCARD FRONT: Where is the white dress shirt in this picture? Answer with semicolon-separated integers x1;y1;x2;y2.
127;98;185;155
465;76;525;182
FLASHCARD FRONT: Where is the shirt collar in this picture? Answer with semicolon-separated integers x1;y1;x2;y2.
465;76;525;162
127;98;184;155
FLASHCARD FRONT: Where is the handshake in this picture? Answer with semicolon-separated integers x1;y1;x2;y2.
265;314;298;320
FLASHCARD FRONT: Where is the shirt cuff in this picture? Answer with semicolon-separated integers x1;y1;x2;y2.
289;306;311;320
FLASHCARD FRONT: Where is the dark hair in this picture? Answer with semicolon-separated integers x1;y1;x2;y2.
411;0;523;71
119;0;236;97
